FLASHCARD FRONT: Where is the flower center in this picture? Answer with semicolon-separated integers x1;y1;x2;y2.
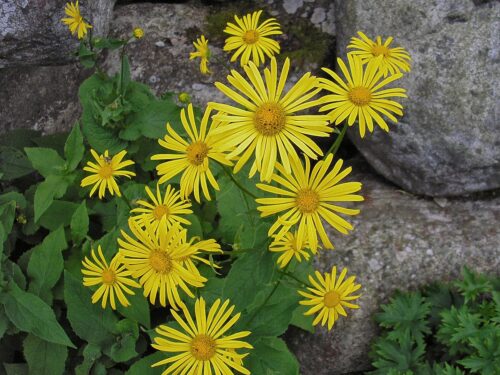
323;290;341;308
98;162;114;178
153;204;169;220
243;30;259;44
186;141;209;166
149;249;172;274
371;44;389;57
348;86;372;106
190;334;216;361
254;103;286;136
101;269;115;285
296;188;320;214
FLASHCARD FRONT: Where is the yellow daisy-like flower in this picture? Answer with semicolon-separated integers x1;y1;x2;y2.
81;246;140;310
348;31;411;77
80;149;136;199
269;231;312;269
133;27;144;39
61;1;92;40
130;184;193;233
299;266;361;330
256;153;363;252
318;55;407;138
223;10;282;67
209;57;331;182
118;220;216;309
151;104;232;203
190;35;211;75
152;297;252;374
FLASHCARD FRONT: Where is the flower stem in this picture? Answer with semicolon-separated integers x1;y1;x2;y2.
324;123;347;159
279;270;310;287
220;164;257;200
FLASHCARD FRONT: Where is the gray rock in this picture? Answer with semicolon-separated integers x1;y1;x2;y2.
283;0;304;15
0;0;115;68
285;156;500;374
0;63;88;134
333;0;500;196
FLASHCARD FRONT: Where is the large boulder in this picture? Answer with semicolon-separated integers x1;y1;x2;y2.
333;0;500;196
0;0;115;68
285;156;500;374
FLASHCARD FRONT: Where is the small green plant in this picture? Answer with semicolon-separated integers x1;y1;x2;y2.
369;268;500;375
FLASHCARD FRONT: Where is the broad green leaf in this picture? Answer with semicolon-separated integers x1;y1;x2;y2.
23;334;68;375
34;175;73;222
120;55;131;95
0;146;34;180
117;291;150;328
70;201;89;244
3;363;29;375
126;352;166;375
0;306;8;340
38;200;80;231
3;281;74;348
64;123;85;171
0;191;27;209
245;336;299;375
75;344;101;375
27;227;67;303
290;304;315;333
103;319;139;363
64;271;118;345
24;147;65;178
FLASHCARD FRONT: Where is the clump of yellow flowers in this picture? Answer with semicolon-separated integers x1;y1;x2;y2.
66;3;411;373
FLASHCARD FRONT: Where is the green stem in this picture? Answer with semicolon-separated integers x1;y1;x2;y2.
245;265;288;327
324;123;347;159
220;164;257;200
279;270;310;287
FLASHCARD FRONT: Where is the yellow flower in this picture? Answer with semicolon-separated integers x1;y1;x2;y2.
223;10;282;66
118;220;211;309
81;246;140;310
190;35;211;74
80;149;135;199
178;92;191;104
151;104;232;203
133;27;144;39
152;297;252;374
256;153;363;252
318;55;407;138
209;57;331;182
61;1;92;39
130;184;193;233
348;31;411;77
269;231;312;269
299;266;361;330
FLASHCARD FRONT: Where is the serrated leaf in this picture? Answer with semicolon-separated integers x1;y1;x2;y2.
0;146;34;180
71;201;89;244
23;334;68;375
27;227;67;303
34;175;73;222
245;336;299;375
3;281;74;348
456;267;492;303
64;271;118;345
64;123;85;171
126;352;166;375
24;147;65;178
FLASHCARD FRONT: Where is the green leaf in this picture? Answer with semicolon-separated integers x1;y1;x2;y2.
39;200;80;231
246;336;299;375
64;271;118;345
126;352;167;375
456;267;492;303
376;291;431;343
71;201;89;244
103;319;139;363
64;123;85;171
0;146;34;180
290;304;315;333
24;147;65;178
116;291;151;328
34;175;73;222
23;334;68;375
3;281;74;347
3;363;29;375
120;55;131;95
0;306;9;340
0;191;27;209
75;344;101;375
27;227;67;303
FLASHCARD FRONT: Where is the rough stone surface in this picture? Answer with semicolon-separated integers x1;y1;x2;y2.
0;64;88;134
0;0;115;68
285;156;500;374
334;0;500;196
